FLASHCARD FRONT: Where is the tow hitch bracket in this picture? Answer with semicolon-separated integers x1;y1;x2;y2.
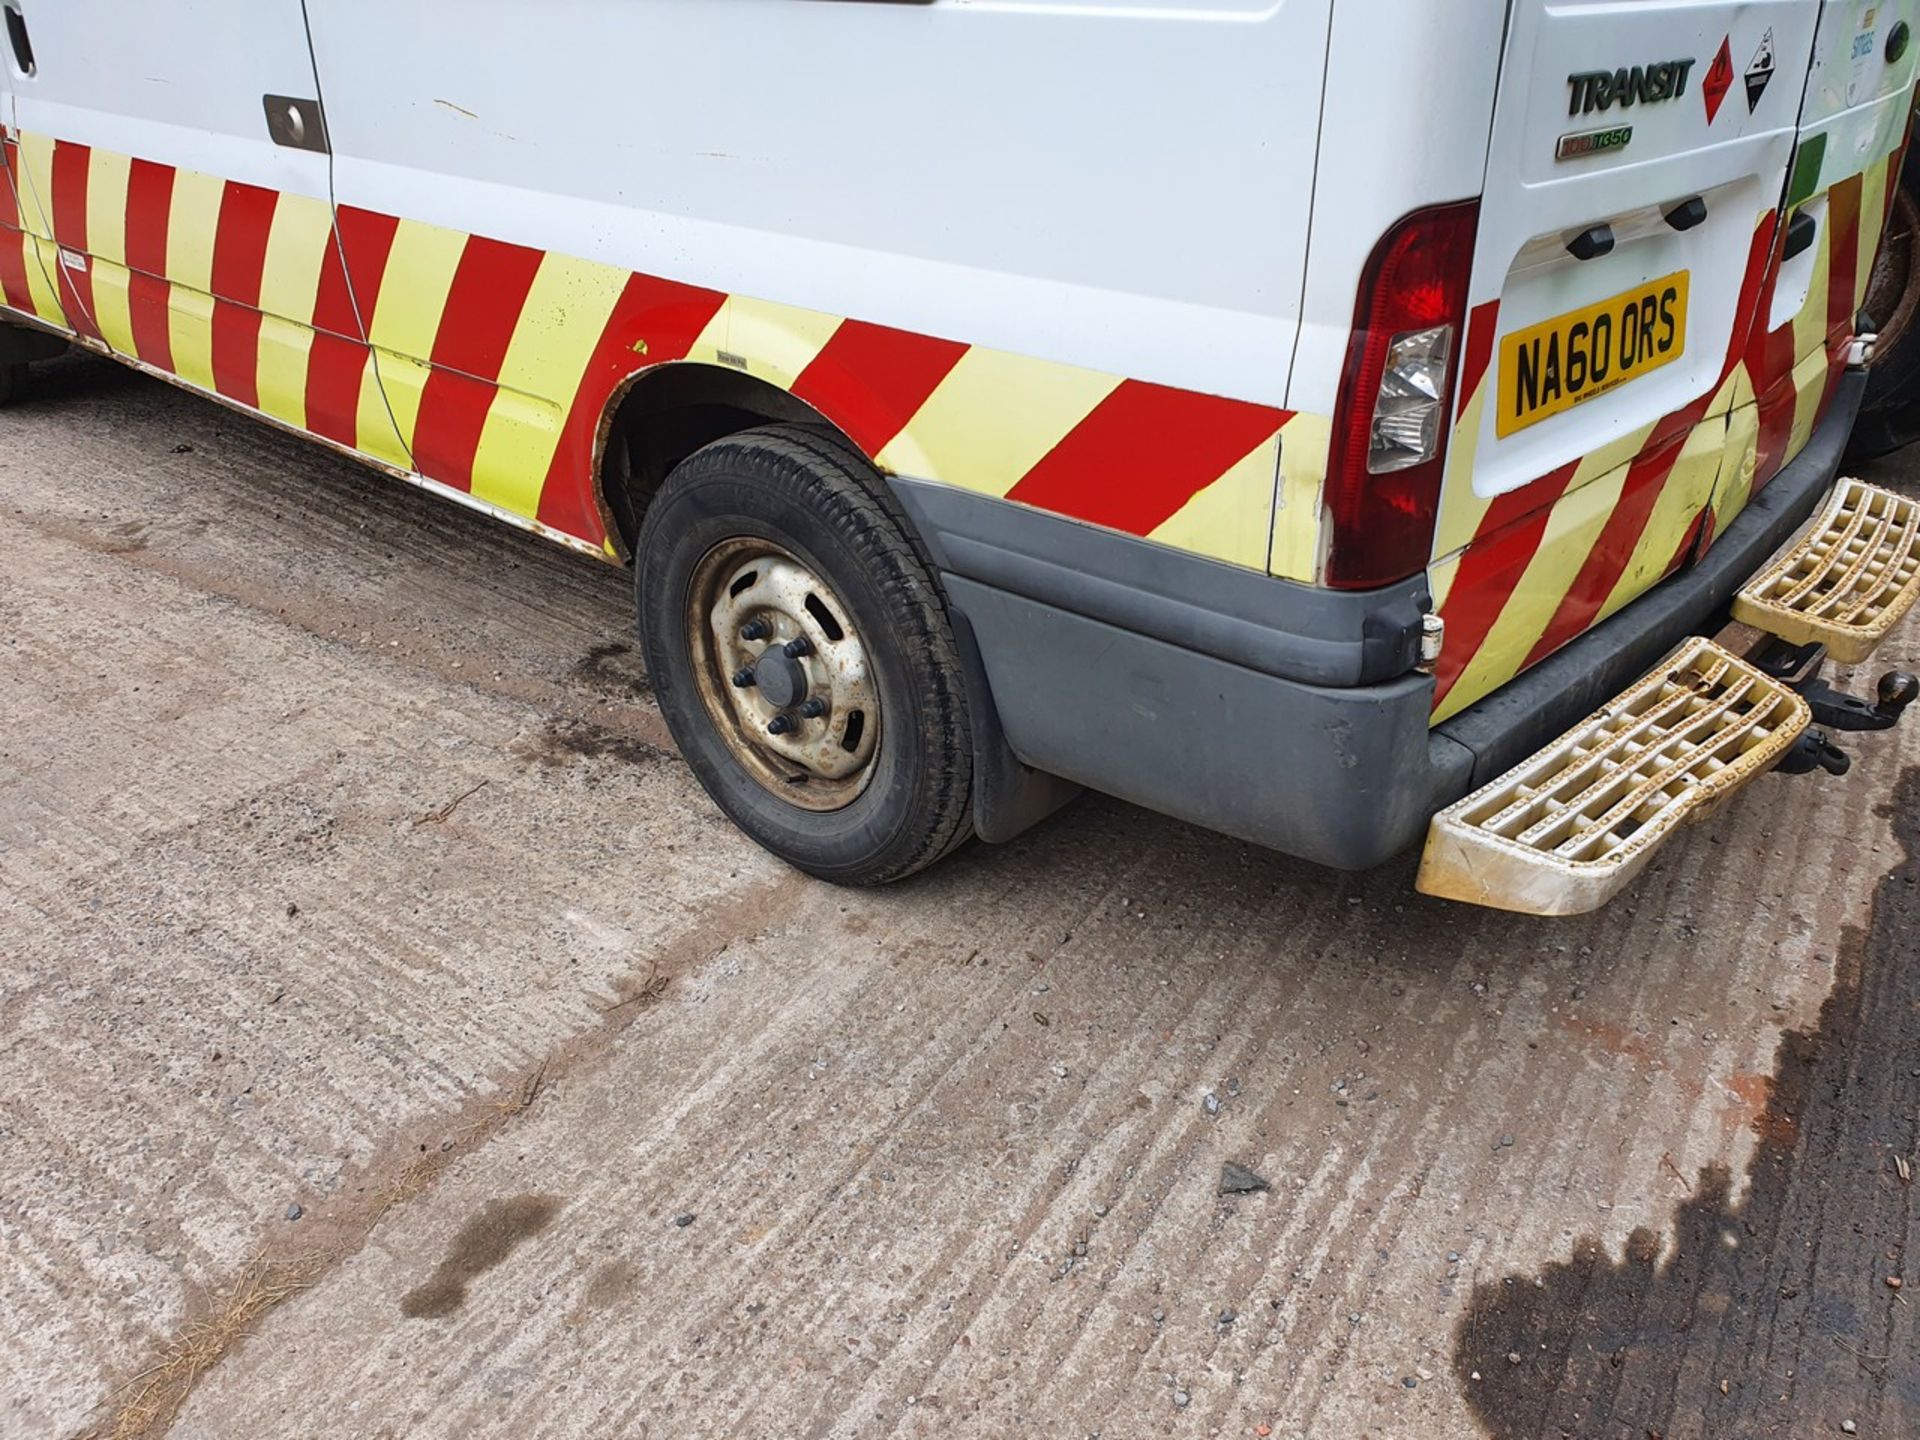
1795;670;1919;732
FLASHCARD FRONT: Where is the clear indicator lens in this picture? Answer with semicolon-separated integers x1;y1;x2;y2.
1367;325;1453;474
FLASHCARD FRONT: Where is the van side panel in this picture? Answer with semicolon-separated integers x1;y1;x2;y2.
300;0;1328;571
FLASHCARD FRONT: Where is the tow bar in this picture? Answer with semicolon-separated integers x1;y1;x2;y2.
1752;635;1918;777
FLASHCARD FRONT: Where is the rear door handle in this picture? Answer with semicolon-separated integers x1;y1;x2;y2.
263;95;328;154
1783;210;1818;261
1566;224;1614;261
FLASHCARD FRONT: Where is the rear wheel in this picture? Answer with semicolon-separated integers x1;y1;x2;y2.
636;424;973;884
0;361;24;408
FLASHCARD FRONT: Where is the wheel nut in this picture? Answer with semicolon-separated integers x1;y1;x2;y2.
741;618;771;642
731;667;756;688
767;714;796;736
783;636;813;659
800;697;827;719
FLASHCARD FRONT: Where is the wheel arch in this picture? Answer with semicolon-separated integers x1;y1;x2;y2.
591;359;845;562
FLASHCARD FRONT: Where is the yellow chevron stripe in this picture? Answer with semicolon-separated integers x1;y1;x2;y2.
84;147;129;265
1433;460;1633;724
355;359;413;469
1432;380;1493;560
14;131;55;237
725;295;842;391
1711;398;1762;532
1782;343;1831;466
24;235;66;324
1595;415;1725;623
1147;436;1279;571
16;135;69;327
1856;154;1891;316
361;218;467;459
84;150;136;354
1271;413;1328;583
164;167;224;391
469;250;631;518
683;296;734;367
876;345;1116;498
253;191;335;431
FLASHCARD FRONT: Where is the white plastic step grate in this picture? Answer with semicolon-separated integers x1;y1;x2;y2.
1417;637;1810;915
1731;478;1920;663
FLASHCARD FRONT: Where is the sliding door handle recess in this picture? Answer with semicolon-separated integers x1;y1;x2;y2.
264;95;328;155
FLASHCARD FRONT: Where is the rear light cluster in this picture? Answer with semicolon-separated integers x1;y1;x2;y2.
1324;200;1480;589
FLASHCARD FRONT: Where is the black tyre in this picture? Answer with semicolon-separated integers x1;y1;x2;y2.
636;424;973;884
0;361;24;408
1849;172;1920;462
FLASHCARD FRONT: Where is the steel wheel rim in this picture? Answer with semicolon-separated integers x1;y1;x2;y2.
686;536;881;812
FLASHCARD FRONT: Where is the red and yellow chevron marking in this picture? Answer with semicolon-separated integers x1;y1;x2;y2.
0;127;67;328
1430;133;1907;725
0;130;1297;577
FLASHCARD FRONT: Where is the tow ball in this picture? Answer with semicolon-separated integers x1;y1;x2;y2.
1776;668;1918;778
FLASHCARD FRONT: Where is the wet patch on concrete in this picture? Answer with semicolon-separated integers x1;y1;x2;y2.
1454;768;1920;1438
517;715;664;769
573;639;653;701
399;1194;563;1320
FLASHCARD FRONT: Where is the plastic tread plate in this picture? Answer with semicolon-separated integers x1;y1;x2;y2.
1417;637;1810;915
1731;478;1920;663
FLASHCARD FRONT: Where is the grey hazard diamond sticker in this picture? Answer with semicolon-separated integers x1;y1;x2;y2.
1745;28;1776;112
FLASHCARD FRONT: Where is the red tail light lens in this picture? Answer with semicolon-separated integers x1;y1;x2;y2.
1324;200;1480;589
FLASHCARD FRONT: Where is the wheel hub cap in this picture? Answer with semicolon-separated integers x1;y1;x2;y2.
687;539;880;812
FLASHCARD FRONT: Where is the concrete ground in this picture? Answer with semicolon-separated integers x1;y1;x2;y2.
2;350;1916;1440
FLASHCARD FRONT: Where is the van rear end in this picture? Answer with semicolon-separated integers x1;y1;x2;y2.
958;0;1918;895
1277;0;1918;904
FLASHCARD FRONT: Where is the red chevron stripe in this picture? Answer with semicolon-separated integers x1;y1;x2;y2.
1004;381;1286;538
49;140;101;341
124;159;176;370
1519;432;1692;672
1456;299;1500;410
0;139;30;311
208;180;278;409
534;271;729;542
792;320;969;459
411;234;545;492
306;206;398;449
1825;172;1862;344
1430;460;1579;709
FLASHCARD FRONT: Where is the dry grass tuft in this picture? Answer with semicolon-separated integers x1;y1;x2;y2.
93;1053;558;1440
105;1257;321;1440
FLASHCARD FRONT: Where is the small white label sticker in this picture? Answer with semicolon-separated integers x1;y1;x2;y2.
58;246;87;273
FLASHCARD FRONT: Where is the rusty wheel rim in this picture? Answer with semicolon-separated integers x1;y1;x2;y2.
686;537;880;812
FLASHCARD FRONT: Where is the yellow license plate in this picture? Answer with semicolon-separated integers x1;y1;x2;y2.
1496;270;1689;437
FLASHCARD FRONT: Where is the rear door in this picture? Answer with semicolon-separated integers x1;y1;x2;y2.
1431;0;1822;723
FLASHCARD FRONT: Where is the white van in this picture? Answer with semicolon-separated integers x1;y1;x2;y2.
3;0;1917;912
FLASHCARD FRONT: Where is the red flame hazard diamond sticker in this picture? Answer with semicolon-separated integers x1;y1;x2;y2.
1703;36;1734;122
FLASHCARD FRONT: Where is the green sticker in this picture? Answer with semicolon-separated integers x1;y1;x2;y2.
1785;133;1827;209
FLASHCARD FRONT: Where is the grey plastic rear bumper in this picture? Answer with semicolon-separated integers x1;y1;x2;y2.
892;369;1868;869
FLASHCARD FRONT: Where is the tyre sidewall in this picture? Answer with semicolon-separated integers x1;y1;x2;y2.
637;441;962;882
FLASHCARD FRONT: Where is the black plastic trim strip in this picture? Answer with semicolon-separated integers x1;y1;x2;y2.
888;480;1430;689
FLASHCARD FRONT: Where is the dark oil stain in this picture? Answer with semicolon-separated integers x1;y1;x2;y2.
574;640;653;700
518;716;661;770
398;1193;562;1320
1454;768;1920;1438
581;1258;638;1312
